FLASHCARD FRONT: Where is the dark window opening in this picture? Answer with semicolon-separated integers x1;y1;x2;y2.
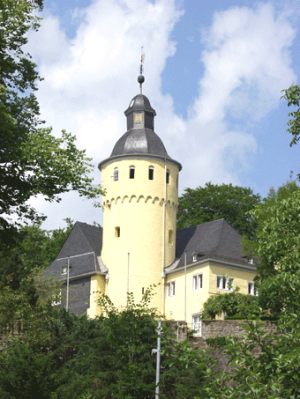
166;169;170;184
115;227;120;237
149;166;154;180
129;166;135;179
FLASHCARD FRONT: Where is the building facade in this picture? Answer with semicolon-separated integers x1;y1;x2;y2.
46;76;257;333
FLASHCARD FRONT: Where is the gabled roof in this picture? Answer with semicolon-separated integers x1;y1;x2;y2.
45;222;103;280
166;219;254;272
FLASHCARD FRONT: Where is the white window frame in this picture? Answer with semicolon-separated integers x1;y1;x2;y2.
193;273;203;291
192;253;197;262
52;290;62;306
248;281;257;296
192;313;201;336
216;276;234;291
166;281;175;297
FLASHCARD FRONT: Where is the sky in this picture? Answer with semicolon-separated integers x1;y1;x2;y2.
26;0;300;230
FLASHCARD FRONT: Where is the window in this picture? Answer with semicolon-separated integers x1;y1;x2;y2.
168;230;173;244
129;166;135;179
114;167;118;181
216;276;234;291
192;253;197;262
248;282;257;296
166;281;175;297
52;290;61;306
115;226;120;237
192;314;201;335
61;267;67;275
142;287;145;295
166;169;170;184
149;166;154;180
193;274;203;290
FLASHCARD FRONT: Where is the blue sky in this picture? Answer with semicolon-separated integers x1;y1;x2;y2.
27;0;300;229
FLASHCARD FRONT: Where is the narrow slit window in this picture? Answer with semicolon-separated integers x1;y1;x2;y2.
114;167;118;181
142;287;145;294
149;166;154;180
115;227;120;237
168;230;173;244
166;169;170;184
176;175;178;188
129;166;135;179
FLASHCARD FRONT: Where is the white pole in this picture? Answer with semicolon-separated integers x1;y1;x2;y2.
162;159;167;315
66;256;70;311
155;320;162;398
127;252;130;308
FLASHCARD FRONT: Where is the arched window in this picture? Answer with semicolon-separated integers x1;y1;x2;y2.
166;169;170;184
129;166;135;179
114;167;118;181
149;166;154;180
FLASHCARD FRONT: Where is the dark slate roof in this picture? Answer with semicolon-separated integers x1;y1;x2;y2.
124;94;156;115
110;128;171;159
56;222;102;259
166;219;255;271
45;222;103;280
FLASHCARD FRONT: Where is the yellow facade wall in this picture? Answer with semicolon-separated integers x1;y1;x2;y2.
100;158;180;313
165;262;257;325
87;274;106;318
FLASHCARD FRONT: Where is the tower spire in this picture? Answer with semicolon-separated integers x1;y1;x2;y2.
138;47;145;94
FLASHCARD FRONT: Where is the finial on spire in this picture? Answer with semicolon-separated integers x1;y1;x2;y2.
138;47;145;94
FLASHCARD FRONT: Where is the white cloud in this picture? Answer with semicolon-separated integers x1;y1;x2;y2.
25;1;297;229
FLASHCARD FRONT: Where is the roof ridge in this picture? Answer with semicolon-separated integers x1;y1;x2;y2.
177;218;226;232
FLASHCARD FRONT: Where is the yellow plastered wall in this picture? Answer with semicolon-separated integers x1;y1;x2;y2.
164;262;257;324
101;158;179;312
87;274;106;318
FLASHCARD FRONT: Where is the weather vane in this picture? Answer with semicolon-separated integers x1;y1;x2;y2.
138;47;145;94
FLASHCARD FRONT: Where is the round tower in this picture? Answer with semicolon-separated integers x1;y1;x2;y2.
98;76;182;313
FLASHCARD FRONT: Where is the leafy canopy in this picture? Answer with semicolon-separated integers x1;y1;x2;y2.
0;0;103;241
177;182;261;240
282;84;300;147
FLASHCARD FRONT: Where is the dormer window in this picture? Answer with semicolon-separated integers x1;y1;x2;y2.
149;166;154;180
114;167;118;181
192;252;197;262
129;166;135;179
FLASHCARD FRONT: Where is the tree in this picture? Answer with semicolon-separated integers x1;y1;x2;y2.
0;0;102;243
0;219;74;293
177;182;261;239
201;289;260;320
282;84;300;147
0;291;213;399
250;189;300;316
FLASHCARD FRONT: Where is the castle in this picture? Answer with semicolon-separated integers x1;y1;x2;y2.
46;73;257;334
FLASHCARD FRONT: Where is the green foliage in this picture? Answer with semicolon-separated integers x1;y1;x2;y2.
250;188;300;316
202;289;260;320
0;219;73;293
204;316;300;398
177;182;261;239
0;289;213;399
282;84;300;147
0;0;103;242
